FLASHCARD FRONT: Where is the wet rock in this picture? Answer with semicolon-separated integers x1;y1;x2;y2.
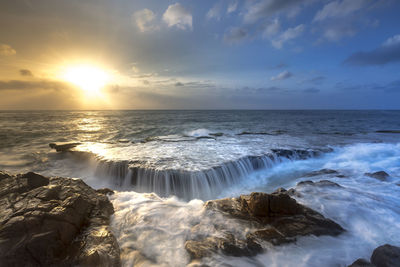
209;132;223;137
49;142;81;152
187;192;344;260
348;258;374;267
0;171;120;267
304;169;339;177
371;244;400;267
185;234;262;259
297;180;342;188
97;188;115;195
365;171;390;181
376;130;400;134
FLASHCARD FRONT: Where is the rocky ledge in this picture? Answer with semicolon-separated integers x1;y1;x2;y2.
0;171;120;267
185;189;345;260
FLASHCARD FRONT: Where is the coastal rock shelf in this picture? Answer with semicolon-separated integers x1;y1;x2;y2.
185;190;345;261
0;171;120;267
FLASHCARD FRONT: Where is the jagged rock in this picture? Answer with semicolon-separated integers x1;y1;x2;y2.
0;171;120;267
371;244;400;267
348;258;374;267
186;191;344;260
304;169;339;177
49;142;81;152
365;171;390;181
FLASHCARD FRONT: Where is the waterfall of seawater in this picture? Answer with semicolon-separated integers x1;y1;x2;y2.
93;149;322;200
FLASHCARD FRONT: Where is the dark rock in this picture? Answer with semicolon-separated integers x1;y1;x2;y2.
348;258;374;267
376;130;400;134
297;180;342;188
185;234;262;259
371;244;400;267
97;188;115;195
209;132;224;137
365;171;390;181
188;192;344;260
304;169;339;177
0;171;120;267
49;142;82;152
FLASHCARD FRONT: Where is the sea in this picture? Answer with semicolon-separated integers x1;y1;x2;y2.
1;110;400;266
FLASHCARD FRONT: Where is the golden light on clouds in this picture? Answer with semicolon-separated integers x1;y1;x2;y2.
61;65;111;95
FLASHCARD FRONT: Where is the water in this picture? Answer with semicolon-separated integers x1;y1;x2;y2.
1;110;400;266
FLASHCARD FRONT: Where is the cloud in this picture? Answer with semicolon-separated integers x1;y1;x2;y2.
270;70;293;81
307;75;326;83
271;24;305;49
303;88;320;93
0;44;16;56
175;82;184;86
314;0;368;22
163;3;192;30
243;0;308;24
0;80;73;91
207;2;222;20
19;69;33;77
383;34;400;47
344;34;400;65
224;27;248;43
227;1;238;14
262;19;280;38
321;24;356;41
132;9;157;32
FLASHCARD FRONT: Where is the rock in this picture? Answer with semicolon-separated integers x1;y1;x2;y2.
297;180;342;188
0;171;120;267
185;234;262;259
348;258;374;267
365;171;390;181
97;188;115;195
209;132;223;137
371;244;400;267
187;191;344;260
304;169;339;177
376;130;400;134
49;142;81;152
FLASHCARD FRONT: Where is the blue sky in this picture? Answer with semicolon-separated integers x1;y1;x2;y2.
0;0;399;109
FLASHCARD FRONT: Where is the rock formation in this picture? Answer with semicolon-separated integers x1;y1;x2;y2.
185;190;344;260
0;171;120;267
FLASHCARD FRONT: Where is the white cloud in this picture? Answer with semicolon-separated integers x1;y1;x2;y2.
322;24;355;41
224;27;248;43
263;19;280;38
163;3;192;30
270;70;293;81
207;3;222;20
271;24;305;49
0;44;16;56
227;1;238;14
132;9;157;32
243;0;308;24
314;0;368;22
383;34;400;47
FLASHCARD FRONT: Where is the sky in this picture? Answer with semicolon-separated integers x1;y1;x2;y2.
0;0;399;109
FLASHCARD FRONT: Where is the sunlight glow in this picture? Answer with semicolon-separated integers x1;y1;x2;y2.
62;65;110;94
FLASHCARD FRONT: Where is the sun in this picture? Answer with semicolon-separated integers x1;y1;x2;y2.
62;65;110;94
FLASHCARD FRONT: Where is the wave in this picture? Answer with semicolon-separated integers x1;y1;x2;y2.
92;148;325;200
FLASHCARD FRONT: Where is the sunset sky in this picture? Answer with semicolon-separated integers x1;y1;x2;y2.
0;0;399;109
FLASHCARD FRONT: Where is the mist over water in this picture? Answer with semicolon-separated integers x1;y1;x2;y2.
1;110;400;266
